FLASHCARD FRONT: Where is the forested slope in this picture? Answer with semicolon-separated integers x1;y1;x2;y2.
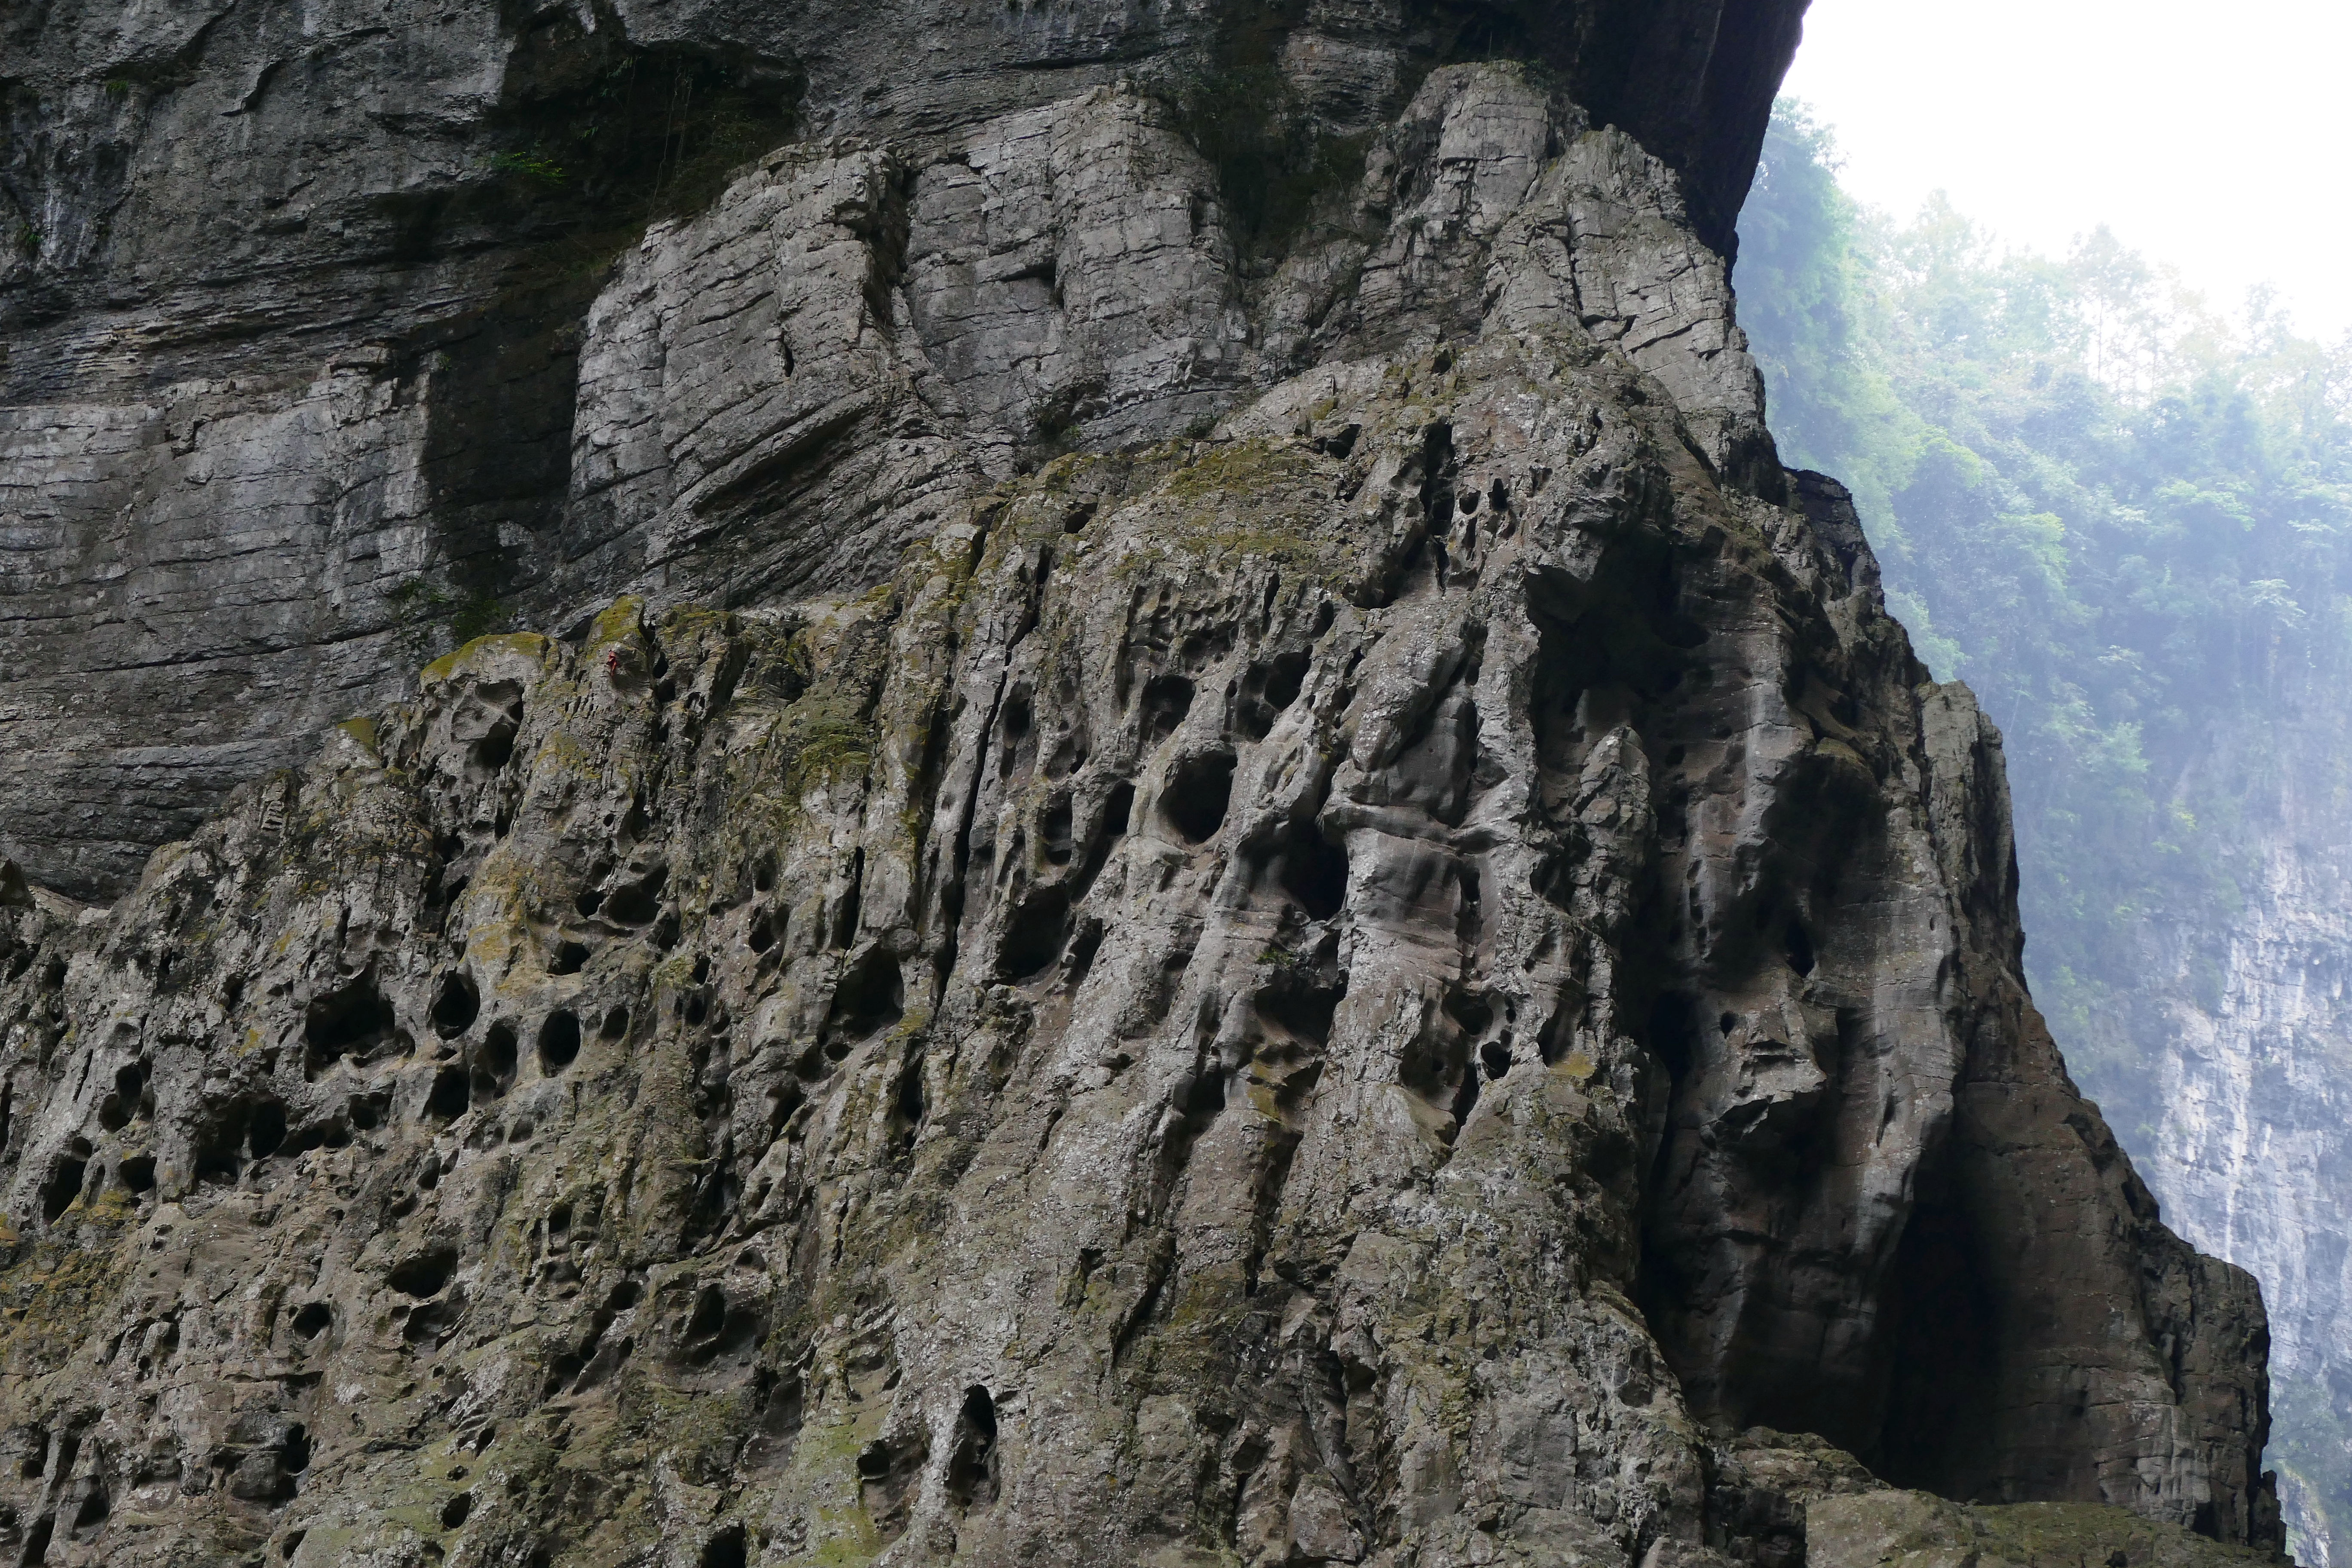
1736;102;2352;1566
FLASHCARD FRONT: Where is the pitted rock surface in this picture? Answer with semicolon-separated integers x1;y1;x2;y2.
4;0;1805;902
0;6;2282;1568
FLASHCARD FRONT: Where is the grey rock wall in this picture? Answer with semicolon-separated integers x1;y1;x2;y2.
0;21;2285;1562
1;0;1806;903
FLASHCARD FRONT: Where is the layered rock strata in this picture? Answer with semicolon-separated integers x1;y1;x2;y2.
2;0;1802;903
0;33;2282;1565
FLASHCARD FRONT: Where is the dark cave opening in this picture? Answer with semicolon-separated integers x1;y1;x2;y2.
430;971;480;1038
997;885;1072;983
945;1385;1000;1511
302;974;398;1078
1161;752;1236;844
823;947;904;1048
1869;1197;2004;1493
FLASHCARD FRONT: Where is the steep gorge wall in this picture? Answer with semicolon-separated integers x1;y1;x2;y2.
0;0;1794;903
2073;669;2352;1567
0;3;2286;1565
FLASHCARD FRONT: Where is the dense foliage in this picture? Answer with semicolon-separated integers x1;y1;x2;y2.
1738;102;2352;1124
1735;104;2352;1553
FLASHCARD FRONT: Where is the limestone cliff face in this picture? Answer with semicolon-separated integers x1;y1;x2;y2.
0;0;1795;903
2072;677;2352;1568
0;4;2281;1567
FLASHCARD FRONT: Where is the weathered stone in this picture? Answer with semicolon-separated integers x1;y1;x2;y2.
0;0;1813;903
1808;1490;2278;1568
0;3;2285;1565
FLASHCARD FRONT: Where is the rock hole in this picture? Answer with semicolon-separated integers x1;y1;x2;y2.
281;1424;311;1474
476;1023;519;1101
39;1158;86;1224
118;1156;155;1194
302;974;397;1078
1275;822;1348;920
889;1054;925;1152
1443;989;1494;1036
1637;993;1699;1078
831;849;866;949
1101;780;1133;837
1785;918;1816;977
1481;1041;1511;1079
856;1437;926;1546
1063;919;1105;988
576;888;605;917
279;1529;305;1560
1236;649;1311;741
291;1303;331;1341
441;1492;472;1530
71;1476;108;1531
699;1525;747;1568
1718;1011;1737;1037
747;913;775;953
945;1386;999;1511
537;1012;580;1074
426;1067;469;1122
602;866;668;926
21;1514;50;1564
98;1091;130;1133
193;1107;246;1184
1256;973;1344;1047
822;949;902;1046
548;940;589;976
1041;797;1074;864
430;973;480;1039
684;1284;727;1342
387;1248;456;1299
1075;781;1136;892
1446;1054;1480;1132
1420;423;1457;530
1160;753;1234;844
600;1006;629;1041
1140;675;1194;746
348;1091;389;1133
248;1100;288;1159
996;886;1071;983
470;721;516;774
763;1081;808;1148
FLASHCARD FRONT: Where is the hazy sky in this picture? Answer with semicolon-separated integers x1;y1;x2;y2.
1780;0;2352;339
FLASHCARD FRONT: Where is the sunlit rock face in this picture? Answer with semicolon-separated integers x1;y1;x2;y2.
0;2;2285;1565
2080;686;2352;1568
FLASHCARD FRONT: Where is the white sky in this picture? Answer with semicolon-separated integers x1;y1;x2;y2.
1779;0;2352;340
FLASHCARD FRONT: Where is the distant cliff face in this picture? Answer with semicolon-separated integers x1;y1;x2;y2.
2081;681;2352;1568
0;2;2285;1565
